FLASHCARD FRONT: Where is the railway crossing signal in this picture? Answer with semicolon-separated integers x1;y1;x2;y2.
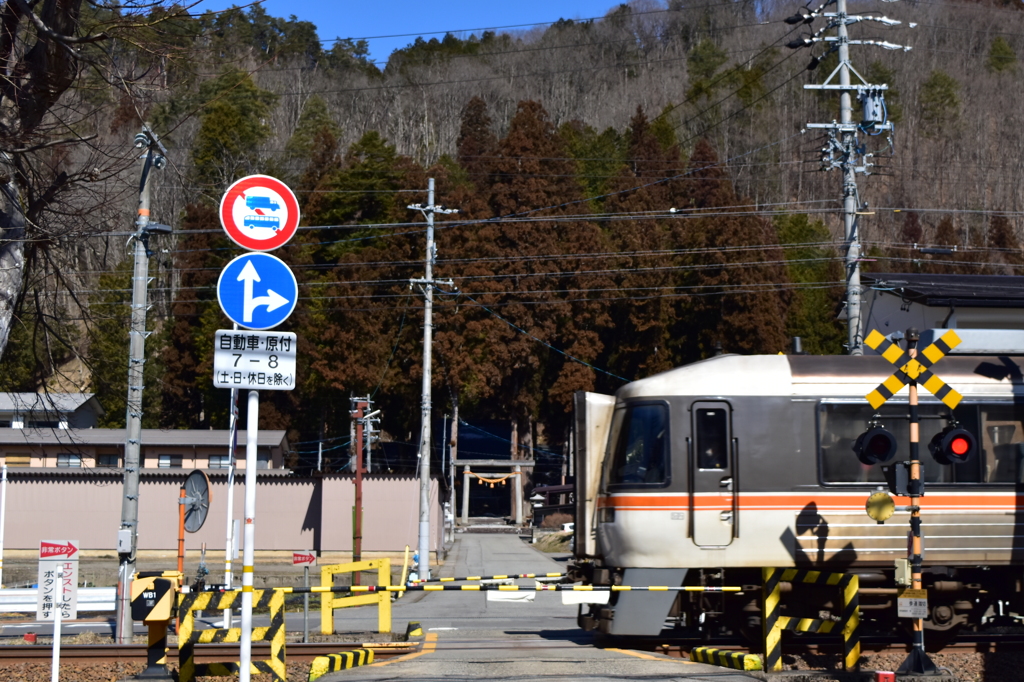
864;329;962;409
852;426;897;465
862;327;962;676
929;426;977;465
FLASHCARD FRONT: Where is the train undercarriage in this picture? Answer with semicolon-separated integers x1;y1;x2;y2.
571;561;1024;646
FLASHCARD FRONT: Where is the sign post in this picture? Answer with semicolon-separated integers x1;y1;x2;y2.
37;540;79;623
293;551;316;642
863;328;962;675
50;566;64;682
217;175;300;682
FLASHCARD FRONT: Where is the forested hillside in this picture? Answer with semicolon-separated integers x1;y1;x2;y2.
2;0;1023;471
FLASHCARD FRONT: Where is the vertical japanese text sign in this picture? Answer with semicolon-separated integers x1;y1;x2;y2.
36;540;79;621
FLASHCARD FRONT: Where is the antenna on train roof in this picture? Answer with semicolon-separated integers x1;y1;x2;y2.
786;0;913;357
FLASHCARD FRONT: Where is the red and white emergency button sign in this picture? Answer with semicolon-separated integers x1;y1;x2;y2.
292;551;316;566
40;540;79;560
220;174;300;251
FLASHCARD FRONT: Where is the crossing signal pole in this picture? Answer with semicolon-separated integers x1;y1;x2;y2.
408;179;457;581
786;0;912;355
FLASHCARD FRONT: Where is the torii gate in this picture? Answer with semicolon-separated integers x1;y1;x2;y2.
454;459;536;526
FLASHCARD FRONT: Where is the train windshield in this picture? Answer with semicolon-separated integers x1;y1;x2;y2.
818;400;1024;484
604;403;669;489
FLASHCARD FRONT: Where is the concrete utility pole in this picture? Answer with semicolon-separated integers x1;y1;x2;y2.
788;0;911;355
408;179;457;581
115;126;170;644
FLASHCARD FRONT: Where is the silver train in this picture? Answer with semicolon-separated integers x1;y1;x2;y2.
570;349;1024;639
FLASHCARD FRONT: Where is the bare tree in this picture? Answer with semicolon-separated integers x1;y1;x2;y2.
0;0;195;360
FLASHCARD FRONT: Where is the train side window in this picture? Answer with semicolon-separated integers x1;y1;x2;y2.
979;404;1024;483
605;403;669;488
695;408;728;470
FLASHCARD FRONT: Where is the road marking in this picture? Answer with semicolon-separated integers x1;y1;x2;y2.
369;632;437;667
606;648;694;663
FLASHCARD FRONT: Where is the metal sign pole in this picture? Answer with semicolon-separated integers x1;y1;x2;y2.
0;462;7;588
239;389;259;682
223;379;239;629
50;567;63;682
303;565;309;643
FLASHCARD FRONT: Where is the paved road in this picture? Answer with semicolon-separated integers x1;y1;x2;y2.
320;532;757;682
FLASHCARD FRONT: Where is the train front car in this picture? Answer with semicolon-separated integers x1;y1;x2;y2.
572;352;1024;642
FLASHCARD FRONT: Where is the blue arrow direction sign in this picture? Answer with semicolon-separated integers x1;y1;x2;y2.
217;253;298;330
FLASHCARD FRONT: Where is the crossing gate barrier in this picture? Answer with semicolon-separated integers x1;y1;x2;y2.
690;646;762;671
762;568;860;672
320;558;392;634
308;648;374;681
178;588;286;682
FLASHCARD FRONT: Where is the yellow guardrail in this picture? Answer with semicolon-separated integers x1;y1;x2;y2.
320;559;392;634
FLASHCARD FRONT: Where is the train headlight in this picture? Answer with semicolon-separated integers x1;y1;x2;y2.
597;507;615;524
852;426;898;465
865;491;895;524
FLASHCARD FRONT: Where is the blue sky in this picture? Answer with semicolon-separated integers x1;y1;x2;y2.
194;0;624;65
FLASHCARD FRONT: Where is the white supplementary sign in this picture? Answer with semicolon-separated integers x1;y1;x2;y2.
36;540;79;621
897;588;928;619
213;330;296;391
292;551;316;567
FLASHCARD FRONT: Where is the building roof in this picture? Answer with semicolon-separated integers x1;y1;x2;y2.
0;428;289;449
863;273;1024;308
0;392;103;415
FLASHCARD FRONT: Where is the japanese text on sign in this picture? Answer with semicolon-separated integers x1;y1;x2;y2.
37;540;79;621
897;588;928;619
213;330;297;392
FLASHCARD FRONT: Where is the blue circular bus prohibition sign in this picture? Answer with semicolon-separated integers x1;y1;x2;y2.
217;253;298;330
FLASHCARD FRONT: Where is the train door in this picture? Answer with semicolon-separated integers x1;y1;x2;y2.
690;401;736;547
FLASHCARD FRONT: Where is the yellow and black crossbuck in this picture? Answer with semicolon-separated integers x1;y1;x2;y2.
864;329;962;409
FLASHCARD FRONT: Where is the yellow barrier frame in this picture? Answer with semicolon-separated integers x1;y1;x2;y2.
320;559;392;634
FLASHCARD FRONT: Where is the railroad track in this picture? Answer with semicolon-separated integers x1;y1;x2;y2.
0;641;418;664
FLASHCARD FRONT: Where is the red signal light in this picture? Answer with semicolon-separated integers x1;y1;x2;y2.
929;427;977;466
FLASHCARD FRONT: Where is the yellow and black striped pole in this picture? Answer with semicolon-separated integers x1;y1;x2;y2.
178;588;286;682
897;329;938;675
762;568;859;672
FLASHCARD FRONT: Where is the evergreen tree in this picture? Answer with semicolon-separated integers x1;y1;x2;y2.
161;204;233;429
986;37;1017;74
919;70;961;137
924;216;961;274
987;214;1022;274
285;95;341;184
87;260;162;427
600;107;682;381
776;214;844;355
191;68;278;192
900;212;923;244
455;100;609;444
673;139;789;360
456;96;498;184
